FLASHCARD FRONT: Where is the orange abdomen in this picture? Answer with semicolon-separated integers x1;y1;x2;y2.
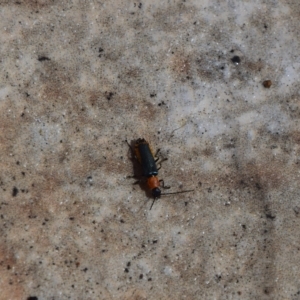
147;176;160;190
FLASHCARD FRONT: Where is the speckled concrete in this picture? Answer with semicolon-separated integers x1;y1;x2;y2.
1;1;300;299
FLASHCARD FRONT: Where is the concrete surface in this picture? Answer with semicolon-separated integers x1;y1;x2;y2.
0;1;300;299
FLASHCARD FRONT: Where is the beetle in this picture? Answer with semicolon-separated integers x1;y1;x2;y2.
127;138;194;209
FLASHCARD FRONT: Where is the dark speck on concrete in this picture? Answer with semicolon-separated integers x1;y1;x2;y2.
38;56;50;62
263;80;272;88
105;91;114;100
12;187;19;197
231;55;241;64
265;213;276;220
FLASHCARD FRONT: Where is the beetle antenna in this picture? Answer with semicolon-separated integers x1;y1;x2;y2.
150;198;157;210
161;189;194;196
150;190;194;210
168;123;188;141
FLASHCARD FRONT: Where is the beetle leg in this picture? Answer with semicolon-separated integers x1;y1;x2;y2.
157;158;168;170
159;179;170;189
154;148;161;158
